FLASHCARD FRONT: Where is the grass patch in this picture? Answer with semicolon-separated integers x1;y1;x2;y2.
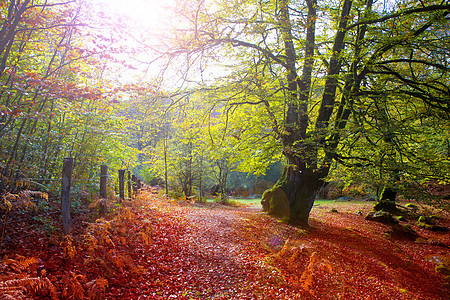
206;197;262;208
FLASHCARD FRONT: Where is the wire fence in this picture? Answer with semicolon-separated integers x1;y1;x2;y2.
1;155;127;185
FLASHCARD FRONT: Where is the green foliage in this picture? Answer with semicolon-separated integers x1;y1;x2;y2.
0;1;139;194
157;0;450;221
2;0;449;223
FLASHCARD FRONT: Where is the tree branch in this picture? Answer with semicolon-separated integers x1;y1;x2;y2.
345;4;450;32
375;59;450;72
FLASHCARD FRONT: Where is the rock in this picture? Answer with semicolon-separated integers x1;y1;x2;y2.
365;210;399;224
336;196;352;202
387;224;418;240
405;203;419;212
261;187;290;221
435;263;450;276
330;208;339;213
417;216;448;232
414;237;428;244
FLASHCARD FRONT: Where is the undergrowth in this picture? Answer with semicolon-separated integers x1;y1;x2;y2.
0;191;158;299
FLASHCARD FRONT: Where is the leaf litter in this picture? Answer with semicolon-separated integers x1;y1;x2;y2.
0;191;448;299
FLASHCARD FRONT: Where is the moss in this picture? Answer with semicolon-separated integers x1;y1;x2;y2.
374;200;398;212
261;186;289;220
417;216;448;232
261;165;321;226
405;203;418;210
365;210;398;224
418;216;431;223
379;186;396;200
435;263;450;276
395;215;406;222
372;186;400;213
417;217;434;230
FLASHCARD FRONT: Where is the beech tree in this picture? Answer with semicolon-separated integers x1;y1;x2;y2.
154;0;450;225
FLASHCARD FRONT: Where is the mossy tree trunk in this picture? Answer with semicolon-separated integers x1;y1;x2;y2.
374;186;398;212
262;156;326;226
261;0;350;227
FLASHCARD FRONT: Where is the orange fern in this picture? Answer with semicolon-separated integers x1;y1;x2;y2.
0;198;12;213
61;272;85;299
0;277;58;300
139;229;153;246
105;249;142;275
86;277;108;300
60;236;77;259
300;252;334;294
19;190;48;201
4;256;39;272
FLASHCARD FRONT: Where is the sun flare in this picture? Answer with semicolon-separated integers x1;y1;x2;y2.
94;0;175;30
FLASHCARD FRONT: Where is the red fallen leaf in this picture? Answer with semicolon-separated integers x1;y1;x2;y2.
2;193;448;300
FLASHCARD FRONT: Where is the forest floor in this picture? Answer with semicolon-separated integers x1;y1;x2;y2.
0;191;449;299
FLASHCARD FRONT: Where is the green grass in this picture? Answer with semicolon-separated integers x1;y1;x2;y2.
233;198;262;207
205;197;377;210
313;198;376;214
206;197;262;207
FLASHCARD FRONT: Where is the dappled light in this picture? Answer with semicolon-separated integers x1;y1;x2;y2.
1;192;448;299
1;0;449;298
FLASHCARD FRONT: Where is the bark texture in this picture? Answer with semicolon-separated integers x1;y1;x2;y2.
262;158;325;226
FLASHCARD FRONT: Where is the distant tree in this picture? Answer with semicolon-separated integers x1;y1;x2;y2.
0;0;139;193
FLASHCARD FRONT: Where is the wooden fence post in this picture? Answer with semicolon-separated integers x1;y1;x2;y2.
100;165;107;198
119;170;125;201
61;157;74;235
136;179;141;195
132;175;137;196
127;171;132;199
137;179;142;190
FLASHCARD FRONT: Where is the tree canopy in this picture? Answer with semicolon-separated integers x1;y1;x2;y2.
0;0;448;225
141;0;450;224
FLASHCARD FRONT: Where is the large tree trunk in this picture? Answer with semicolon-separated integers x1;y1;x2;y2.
262;157;325;226
261;0;350;226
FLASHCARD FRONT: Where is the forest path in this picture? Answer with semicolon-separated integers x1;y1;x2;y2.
127;196;449;300
133;202;295;299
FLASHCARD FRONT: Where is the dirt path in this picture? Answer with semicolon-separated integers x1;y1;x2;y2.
94;196;449;300
132;204;296;299
127;198;449;300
